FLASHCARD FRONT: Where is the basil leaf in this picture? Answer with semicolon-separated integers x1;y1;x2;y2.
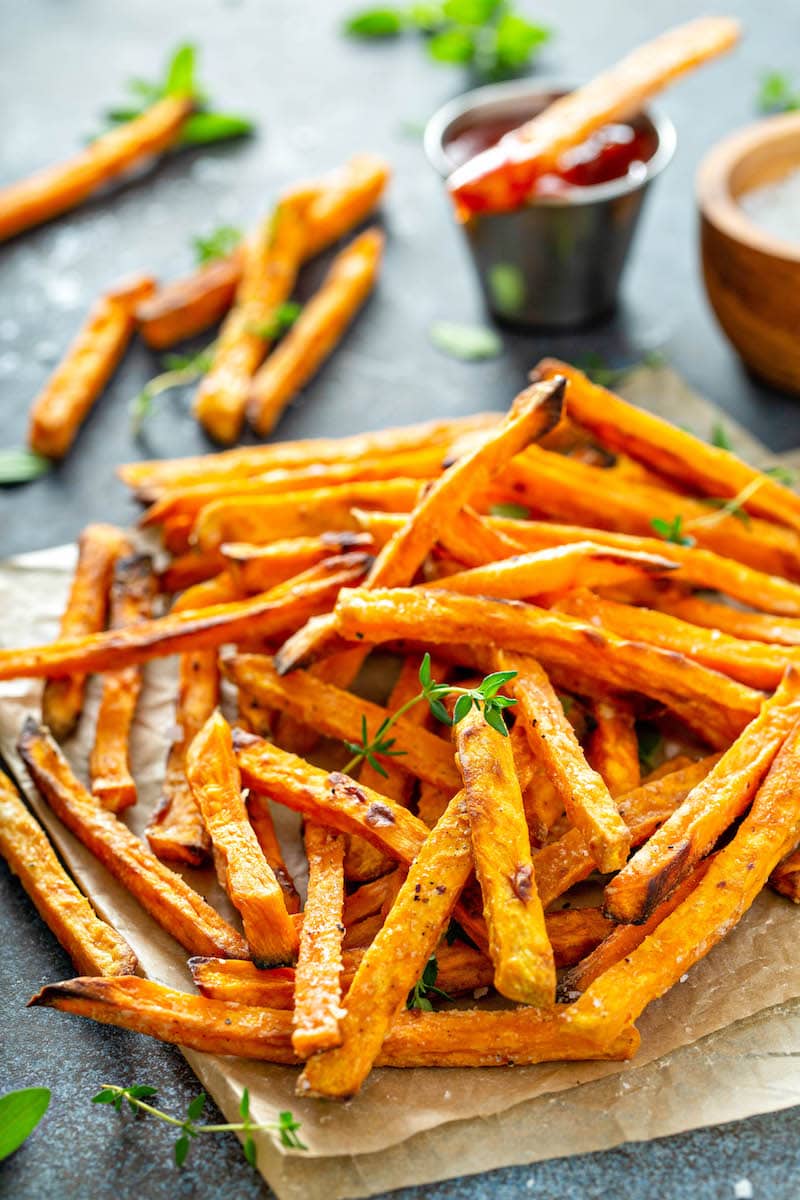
429;320;502;361
180;112;254;145
0;1088;51;1160
345;8;406;37
0;449;50;486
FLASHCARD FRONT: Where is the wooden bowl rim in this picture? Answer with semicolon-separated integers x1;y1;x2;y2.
697;110;800;264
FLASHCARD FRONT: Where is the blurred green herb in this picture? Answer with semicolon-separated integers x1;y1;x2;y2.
710;422;733;451
489;501;530;520
487;262;526;313
131;342;216;436
650;515;695;547
637;725;663;774
247;301;303;341
192;225;243;265
578;350;665;388
765;463;796;487
0;1088;50;1160
757;70;800;113
344;1;551;80
429;320;502;360
0;449;51;486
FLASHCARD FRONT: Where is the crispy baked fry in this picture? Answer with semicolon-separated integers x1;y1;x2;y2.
540;358;800;535
248;228;384;436
568;717;800;1041
245;793;301;913
19;720;247;958
28;276;156;459
343;874;394;925
42;523;129;740
770;846;800;902
29;975;639;1067
586;699;641;797
448;18;739;217
226;654;461;793
455;708;554;1006
0;95;193;241
186;711;298;966
645;589;800;647
193;478;422;553
558;588;800;691
0;563;361;681
222;533;374;596
159;550;226;593
605;669;800;923
193;194;309;443
342;912;384;949
332;588;762;748
137;248;243;349
292;822;346;1057
0;768;137;977
303;153;391;258
89;554;156;813
299;791;477;1097
497;651;630;872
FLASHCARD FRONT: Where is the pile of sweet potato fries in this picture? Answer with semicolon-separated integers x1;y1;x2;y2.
4;361;800;1102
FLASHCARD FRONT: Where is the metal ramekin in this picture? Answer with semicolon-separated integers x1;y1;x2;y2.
424;80;677;329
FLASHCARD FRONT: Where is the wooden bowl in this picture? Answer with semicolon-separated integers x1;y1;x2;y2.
697;111;800;394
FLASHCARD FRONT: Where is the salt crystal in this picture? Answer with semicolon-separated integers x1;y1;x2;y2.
734;1181;753;1199
679;973;689;983
525;1179;535;1190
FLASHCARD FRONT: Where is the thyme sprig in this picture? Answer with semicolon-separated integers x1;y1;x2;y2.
407;955;452;1011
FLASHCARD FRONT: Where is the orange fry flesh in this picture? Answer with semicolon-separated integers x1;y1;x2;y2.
246;793;301;913
222;533;374;595
292;822;346;1057
644;589;800;648
586;698;641;798
0;768;137;977
186;711;298;966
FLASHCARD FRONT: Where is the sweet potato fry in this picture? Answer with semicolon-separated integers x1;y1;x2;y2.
646;589;800;647
332;588;762;748
245;793;301;913
0;768;137;977
0;563;361;681
539;358;800;536
193;194;309;444
29;975;639;1067
18;720;247;958
448;18;739;217
42;523;129;740
455;707;555;1006
248;228;384;436
770;846;800;902
497;651;630;872
159;550;226;594
292;822;347;1057
89;554;156;813
343;912;384;949
226;654;461;793
568;716;800;1041
343;874;394;926
0;95;193;241
427;542;677;601
302;153;391;258
186;711;298;966
299;791;476;1097
558;588;799;691
118;412;497;497
222;533;373;596
137;249;243;349
559;859;713;1001
586;699;641;798
28;276;156;459
605;669;800;923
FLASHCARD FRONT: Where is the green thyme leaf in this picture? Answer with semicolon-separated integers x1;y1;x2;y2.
187;1093;206;1122
757;70;800;113
765;464;796;487
429;320;502;361
247;301;303;342
192;224;242;265
710;422;733;451
0;1088;51;1161
179;112;254;145
174;1134;191;1167
345;8;406;36
650;515;695;547
243;1136;257;1166
427;26;475;63
164;43;198;97
489;501;530;520
0;449;51;486
452;693;472;723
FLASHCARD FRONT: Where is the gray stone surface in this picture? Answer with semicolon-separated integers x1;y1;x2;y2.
2;0;800;1195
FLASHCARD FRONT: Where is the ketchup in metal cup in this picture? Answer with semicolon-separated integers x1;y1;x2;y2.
445;115;657;203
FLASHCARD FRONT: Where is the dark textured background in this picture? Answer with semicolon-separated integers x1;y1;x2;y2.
2;0;800;1196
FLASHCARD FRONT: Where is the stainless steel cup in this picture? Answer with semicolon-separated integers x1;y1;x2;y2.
424;80;676;329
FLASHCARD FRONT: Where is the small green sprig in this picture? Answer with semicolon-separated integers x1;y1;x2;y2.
0;448;51;486
130;342;216;436
407;955;452;1010
577;349;665;388
757;70;800;114
710;421;733;451
92;1084;306;1169
247;301;303;341
343;652;517;776
650;515;695;547
192;224;243;265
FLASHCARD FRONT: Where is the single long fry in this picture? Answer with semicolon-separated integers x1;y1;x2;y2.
226;654;461;793
605;669;800;923
18;720;247;958
586;698;641;798
498;652;630;872
29;975;639;1067
568;717;800;1042
42;523;129;740
118;412;497;497
332;588;762;748
0;563;361;681
303;153;391;258
137;249;244;349
540;358;800;536
89;554;155;813
455;708;554;1006
194;478;422;553
193;194;309;444
292;823;346;1057
0;768;137;977
646;589;800;647
222;533;374;596
245;793;301;913
28;275;156;459
448;18;739;217
559;589;798;692
186;711;298;966
248;228;384;436
0;95;193;241
300;791;474;1097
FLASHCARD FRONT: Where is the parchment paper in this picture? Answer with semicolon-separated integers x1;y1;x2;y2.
2;366;800;1200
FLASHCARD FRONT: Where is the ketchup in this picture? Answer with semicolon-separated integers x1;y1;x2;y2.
445;115;657;201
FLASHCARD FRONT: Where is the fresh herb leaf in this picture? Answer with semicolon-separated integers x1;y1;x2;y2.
174;1134;191;1167
277;1111;307;1151
186;1093;206;1121
489;501;530;520
757;70;800;113
650;515;695;547
487;262;525;314
0;1088;50;1161
192;224;243;265
637;724;663;774
428;26;475;63
765;463;796;487
180;112;254;145
248;301;303;341
710;422;733;451
240;1087;250;1119
164;43;198;97
0;448;51;486
429;320;502;361
492;12;549;72
578;349;666;389
243;1136;257;1166
407;954;452;1010
131;342;216;436
701;496;752;526
345;7;406;36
